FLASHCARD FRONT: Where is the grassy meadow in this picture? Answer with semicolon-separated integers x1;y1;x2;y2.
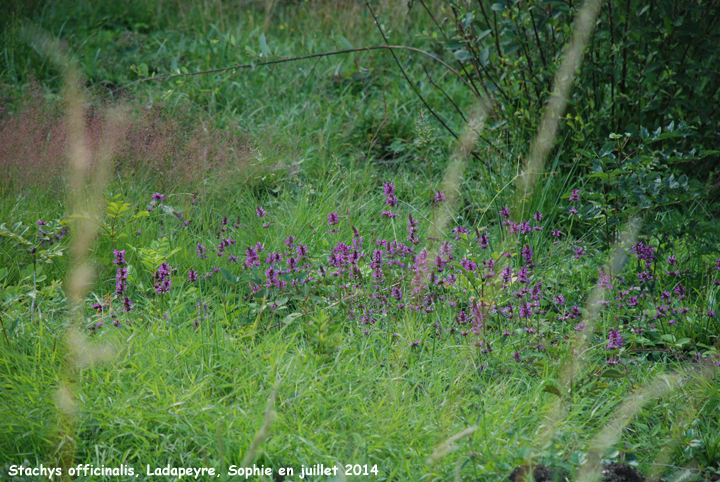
1;1;719;481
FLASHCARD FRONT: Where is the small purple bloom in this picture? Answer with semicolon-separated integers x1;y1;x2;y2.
477;230;489;249
383;182;395;197
569;189;580;201
113;249;126;265
256;207;266;217
383;183;398;207
522;245;533;265
328;212;339;226
607;329;624;350
152;193;164;201
434;191;446;203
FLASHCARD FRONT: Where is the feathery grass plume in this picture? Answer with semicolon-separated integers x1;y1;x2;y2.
516;0;604;198
643;376;712;482
421;0;605;475
22;24;121;478
425;101;490;259
528;219;640;461
576;363;717;482
426;426;478;465
241;381;279;467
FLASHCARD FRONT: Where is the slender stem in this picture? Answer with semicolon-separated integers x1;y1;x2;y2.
422;66;468;123
129;45;476;93
0;314;10;347
364;1;498;175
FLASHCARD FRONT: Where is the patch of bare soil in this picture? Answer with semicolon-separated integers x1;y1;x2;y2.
509;462;645;482
601;463;645;482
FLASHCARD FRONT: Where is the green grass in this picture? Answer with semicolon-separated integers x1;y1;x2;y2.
2;171;719;481
2;290;712;481
1;1;720;481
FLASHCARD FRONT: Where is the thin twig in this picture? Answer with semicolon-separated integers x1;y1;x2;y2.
126;45;476;93
422;65;467;123
417;0;484;99
364;1;497;175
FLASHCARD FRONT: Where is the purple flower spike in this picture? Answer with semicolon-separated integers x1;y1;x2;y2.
383;182;395;196
407;214;420;244
152;193;164;201
328;212;339;226
499;206;511;219
569;189;580;201
607;329;624;350
256;207;266;218
197;243;208;259
383;183;398;207
407;214;418;228
187;270;199;282
113;249;126;265
476;230;488;249
434;191;446;203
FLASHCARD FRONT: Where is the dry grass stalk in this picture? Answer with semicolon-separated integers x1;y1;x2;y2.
516;0;604;199
241;381;280;467
22;25;122;478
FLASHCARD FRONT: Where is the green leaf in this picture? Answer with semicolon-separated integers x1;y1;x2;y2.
599;142;616;158
338;35;353;50
453;49;474;61
281;312;303;325
479;47;490;66
542;382;562;397
220;268;239;285
569;451;588;466
260;33;269;57
601;369;625;378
